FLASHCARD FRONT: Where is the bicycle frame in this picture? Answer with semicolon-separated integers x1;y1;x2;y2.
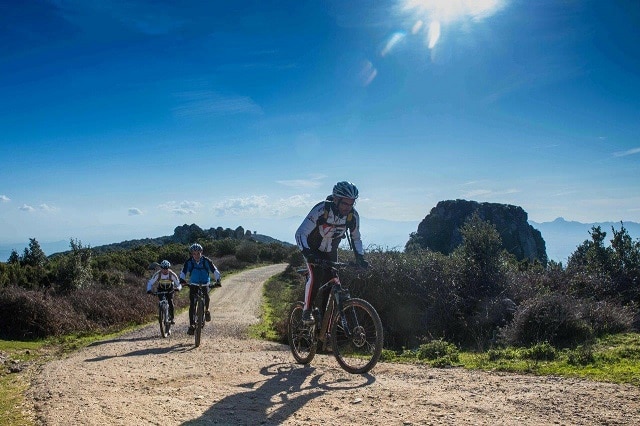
289;259;383;374
316;277;347;350
153;289;174;338
189;283;210;347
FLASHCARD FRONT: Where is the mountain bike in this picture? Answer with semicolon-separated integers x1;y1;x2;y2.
190;283;212;347
288;260;383;374
152;289;175;338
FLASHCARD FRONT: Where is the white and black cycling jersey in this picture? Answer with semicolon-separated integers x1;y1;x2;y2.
295;198;364;256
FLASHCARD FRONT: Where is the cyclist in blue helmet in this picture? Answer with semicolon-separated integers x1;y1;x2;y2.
295;181;368;324
179;243;222;335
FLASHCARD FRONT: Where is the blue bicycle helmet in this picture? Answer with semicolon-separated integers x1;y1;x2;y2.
189;243;203;252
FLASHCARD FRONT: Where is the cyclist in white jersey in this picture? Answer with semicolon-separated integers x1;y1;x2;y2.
295;181;369;324
146;260;182;324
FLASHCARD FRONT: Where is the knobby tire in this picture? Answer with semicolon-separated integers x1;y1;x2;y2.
288;302;317;364
194;297;204;347
330;298;383;374
159;301;168;338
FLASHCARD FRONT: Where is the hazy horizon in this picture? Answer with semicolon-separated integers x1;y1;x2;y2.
3;215;639;266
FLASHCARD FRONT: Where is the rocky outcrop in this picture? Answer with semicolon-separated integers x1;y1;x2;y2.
409;199;547;264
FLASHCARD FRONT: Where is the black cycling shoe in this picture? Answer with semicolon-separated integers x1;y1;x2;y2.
205;311;211;322
187;326;195;335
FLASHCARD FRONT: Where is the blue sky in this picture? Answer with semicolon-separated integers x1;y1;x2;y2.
1;0;639;253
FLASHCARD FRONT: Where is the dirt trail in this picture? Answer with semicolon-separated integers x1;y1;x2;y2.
28;263;640;425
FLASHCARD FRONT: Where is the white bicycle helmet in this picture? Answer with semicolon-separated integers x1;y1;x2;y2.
160;260;171;269
189;243;203;252
333;181;359;200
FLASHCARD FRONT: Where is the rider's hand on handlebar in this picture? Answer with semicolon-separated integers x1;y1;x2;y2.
179;278;187;285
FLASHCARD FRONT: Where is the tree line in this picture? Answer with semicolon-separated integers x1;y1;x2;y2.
1;216;639;353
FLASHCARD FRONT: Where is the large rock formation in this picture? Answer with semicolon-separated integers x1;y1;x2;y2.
409;199;547;264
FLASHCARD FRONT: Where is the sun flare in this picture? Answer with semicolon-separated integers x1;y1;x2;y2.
399;0;506;49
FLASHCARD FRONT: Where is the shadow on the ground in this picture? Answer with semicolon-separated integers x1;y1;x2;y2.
181;362;375;425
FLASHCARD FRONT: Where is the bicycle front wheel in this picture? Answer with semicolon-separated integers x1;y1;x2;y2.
331;298;383;374
194;298;204;347
159;301;168;338
288;302;317;364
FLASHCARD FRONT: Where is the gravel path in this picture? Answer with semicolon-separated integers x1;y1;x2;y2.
28;263;640;425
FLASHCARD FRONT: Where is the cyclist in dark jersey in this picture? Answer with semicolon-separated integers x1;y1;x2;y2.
295;181;369;324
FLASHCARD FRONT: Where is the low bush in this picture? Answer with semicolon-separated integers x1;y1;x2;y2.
499;294;633;348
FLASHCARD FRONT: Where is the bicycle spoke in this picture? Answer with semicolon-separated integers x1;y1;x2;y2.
331;298;383;374
288;302;317;364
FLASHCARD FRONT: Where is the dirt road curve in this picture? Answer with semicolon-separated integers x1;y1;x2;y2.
28;264;640;425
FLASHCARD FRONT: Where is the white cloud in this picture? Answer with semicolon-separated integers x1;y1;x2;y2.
159;200;201;215
38;204;58;212
213;194;314;218
128;208;143;216
16;203;57;213
214;196;271;217
0;195;10;202
277;175;327;189
613;147;640;157
462;189;492;198
461;188;520;198
173;91;263;117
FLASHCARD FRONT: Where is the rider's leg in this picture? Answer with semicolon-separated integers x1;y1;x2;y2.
168;293;175;323
204;289;211;321
188;286;196;327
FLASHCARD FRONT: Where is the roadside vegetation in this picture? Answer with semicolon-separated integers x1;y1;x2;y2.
258;215;640;385
0;232;295;424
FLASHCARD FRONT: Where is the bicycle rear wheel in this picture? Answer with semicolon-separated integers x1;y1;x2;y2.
331;298;383;374
194;297;204;347
288;302;317;364
159;301;168;338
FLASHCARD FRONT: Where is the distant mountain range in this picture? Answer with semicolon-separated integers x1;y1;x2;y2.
1;217;638;265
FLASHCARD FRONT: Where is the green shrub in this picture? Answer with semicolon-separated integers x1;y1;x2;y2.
522;342;557;361
417;339;459;362
235;241;259;263
499;294;593;348
379;349;397;361
567;344;596;365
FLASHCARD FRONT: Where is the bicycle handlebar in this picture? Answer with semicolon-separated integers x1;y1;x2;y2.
151;289;176;296
309;260;352;269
